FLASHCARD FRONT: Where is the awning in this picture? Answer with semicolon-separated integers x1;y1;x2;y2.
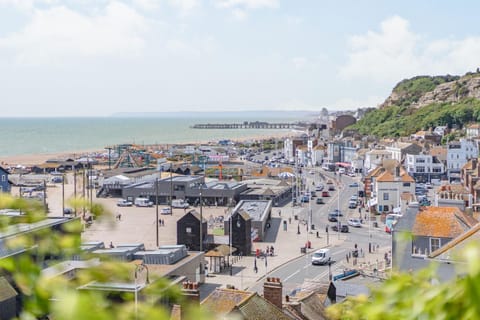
335;162;352;167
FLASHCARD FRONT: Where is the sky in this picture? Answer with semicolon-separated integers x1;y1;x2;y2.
1;0;480;117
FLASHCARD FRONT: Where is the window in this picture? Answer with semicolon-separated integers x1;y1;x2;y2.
383;205;389;212
430;238;441;253
417;166;425;173
1;175;5;182
186;227;192;233
403;182;411;187
383;193;389;200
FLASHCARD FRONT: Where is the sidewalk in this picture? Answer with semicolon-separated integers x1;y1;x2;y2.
200;205;345;297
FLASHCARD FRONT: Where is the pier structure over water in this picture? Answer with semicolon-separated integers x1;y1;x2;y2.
191;121;301;129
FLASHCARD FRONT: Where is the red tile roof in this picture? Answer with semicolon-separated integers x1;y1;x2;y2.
413;207;478;238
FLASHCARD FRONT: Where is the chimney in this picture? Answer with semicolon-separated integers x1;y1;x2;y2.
181;281;200;304
263;277;283;309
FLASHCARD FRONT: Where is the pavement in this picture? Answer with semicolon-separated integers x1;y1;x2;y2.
31;171;392;300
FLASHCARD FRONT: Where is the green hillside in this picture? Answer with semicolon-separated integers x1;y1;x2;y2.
350;98;480;138
390;75;459;107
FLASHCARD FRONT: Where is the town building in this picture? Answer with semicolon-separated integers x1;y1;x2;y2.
385;142;422;163
177;210;208;251
368;165;415;214
363;149;393;173
226;200;272;243
0;166;11;193
405;153;445;183
447;139;478;183
392;204;477;281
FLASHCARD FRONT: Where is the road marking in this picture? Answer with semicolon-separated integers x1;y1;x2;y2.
284;269;301;282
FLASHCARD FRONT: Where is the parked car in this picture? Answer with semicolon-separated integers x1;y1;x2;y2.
330;209;343;216
349;182;359;187
315;184;324;191
310;191;317;198
301;195;310;203
316;198;324;205
348;200;357;209
311;248;331;265
160;207;172;215
328;185;335;191
348;218;362;227
331;224;349;233
322;191;330;197
117;199;133;207
328;214;338;222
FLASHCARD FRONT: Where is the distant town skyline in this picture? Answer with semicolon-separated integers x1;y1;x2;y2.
1;0;479;117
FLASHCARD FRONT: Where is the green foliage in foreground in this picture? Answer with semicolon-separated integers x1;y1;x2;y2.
350;98;480;138
327;243;480;320
0;195;209;320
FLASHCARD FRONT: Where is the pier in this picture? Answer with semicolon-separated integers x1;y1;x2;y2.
191;121;300;129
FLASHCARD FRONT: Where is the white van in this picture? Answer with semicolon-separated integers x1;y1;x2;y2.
134;197;153;207
311;248;331;265
172;199;189;209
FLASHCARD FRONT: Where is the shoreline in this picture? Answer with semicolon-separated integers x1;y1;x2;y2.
0;131;303;167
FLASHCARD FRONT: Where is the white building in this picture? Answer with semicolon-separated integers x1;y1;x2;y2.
364;149;393;173
447;139;478;182
386;142;422;162
311;145;326;166
405;154;445;183
283;139;294;163
372;167;415;214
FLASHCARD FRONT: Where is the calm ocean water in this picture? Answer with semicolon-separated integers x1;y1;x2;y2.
0;115;310;157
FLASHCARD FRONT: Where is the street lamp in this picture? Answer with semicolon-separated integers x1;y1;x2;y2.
155;177;159;247
134;263;150;319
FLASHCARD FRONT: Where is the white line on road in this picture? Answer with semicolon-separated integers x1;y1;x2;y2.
284;269;301;282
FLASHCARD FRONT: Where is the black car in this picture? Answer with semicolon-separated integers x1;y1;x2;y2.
316;198;324;204
331;224;349;233
328;214;338;222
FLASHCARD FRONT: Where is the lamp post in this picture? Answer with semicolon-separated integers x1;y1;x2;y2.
62;173;65;216
155;177;159;247
170;164;173;215
229;209;233;276
134;263;150;319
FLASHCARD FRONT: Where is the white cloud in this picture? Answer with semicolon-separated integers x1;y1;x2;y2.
165;35;216;57
340;15;480;82
215;0;277;20
232;8;247;20
168;0;199;14
0;2;149;65
215;0;278;9
292;56;307;69
0;0;58;11
132;0;161;11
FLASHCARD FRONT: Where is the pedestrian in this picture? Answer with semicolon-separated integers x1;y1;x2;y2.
109;241;114;248
278;210;281;216
118;213;121;221
159;219;162;226
289;217;291;224
346;253;349;263
270;245;274;256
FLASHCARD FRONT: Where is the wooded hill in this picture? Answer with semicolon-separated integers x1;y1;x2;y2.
350;71;480;138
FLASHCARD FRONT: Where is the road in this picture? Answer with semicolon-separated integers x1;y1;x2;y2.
248;167;392;295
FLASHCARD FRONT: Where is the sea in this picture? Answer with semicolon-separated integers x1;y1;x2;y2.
0;112;314;157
